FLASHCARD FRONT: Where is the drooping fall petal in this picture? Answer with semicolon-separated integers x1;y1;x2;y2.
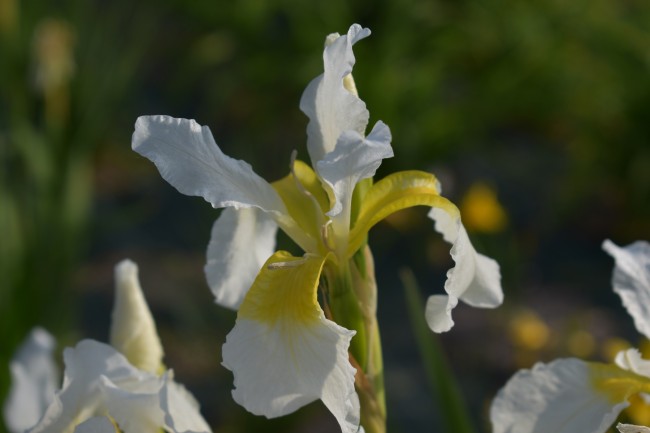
491;357;650;433
427;207;503;333
222;251;359;433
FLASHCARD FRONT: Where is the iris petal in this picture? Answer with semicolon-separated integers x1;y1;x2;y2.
603;240;650;340
3;328;58;433
348;170;457;257
205;207;278;310
300;24;371;165
427;207;503;333
222;251;360;433
491;358;648;433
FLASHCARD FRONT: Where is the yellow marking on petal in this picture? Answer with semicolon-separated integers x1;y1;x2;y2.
238;251;327;326
347;170;459;257
272;160;329;251
589;362;650;404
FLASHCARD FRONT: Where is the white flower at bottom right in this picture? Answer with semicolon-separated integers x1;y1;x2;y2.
490;239;650;433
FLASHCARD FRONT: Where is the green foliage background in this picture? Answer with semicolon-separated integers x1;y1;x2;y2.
0;0;648;431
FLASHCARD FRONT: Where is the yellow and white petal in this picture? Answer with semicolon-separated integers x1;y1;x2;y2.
3;328;58;433
73;417;118;433
491;358;647;433
317;121;392;222
110;259;163;375
300;24;371;165
603;240;650;340
205;207;278;310
347;170;457;257
132;115;287;217
222;251;359;433
618;423;650;433
427;207;503;333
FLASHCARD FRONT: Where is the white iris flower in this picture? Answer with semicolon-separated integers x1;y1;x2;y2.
132;24;502;433
490;239;650;433
3;260;211;433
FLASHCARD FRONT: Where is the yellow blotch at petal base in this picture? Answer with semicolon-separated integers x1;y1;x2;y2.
238;251;327;326
272;160;329;247
348;170;459;257
589;362;650;404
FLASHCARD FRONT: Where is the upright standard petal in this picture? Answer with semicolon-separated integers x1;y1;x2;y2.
132;115;287;216
491;358;650;433
317;121;393;219
3;328;58;433
426;207;503;333
205;207;278;310
602;240;650;340
110;259;164;374
222;251;359;433
300;24;371;165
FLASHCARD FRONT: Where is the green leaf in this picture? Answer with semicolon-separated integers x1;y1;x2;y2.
401;268;476;433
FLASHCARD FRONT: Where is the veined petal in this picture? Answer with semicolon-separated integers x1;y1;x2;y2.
602;240;650;340
491;358;650;433
427;206;503;333
3;328;58;433
205;207;278;310
132;115;287;217
73;417;118;433
222;251;359;433
347;170;457;257
110;260;164;374
317;121;393;220
300;24;371;165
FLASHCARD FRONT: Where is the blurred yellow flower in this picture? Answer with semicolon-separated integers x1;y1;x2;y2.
460;182;508;233
509;309;550;351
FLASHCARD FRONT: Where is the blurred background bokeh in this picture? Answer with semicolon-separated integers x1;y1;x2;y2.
1;0;648;432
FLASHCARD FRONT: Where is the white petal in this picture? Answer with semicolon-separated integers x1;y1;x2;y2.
73;417;118;433
618;423;650;433
29;340;210;433
3;328;58;433
317;121;393;218
160;372;212;433
100;375;165;433
300;24;371;165
110;259;164;374
490;358;628;433
615;348;650;379
222;317;358;433
425;294;459;333
204;207;277;310
132;115;287;216
426;207;503;333
603;239;650;340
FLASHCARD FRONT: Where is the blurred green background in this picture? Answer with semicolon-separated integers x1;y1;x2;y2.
1;0;648;431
